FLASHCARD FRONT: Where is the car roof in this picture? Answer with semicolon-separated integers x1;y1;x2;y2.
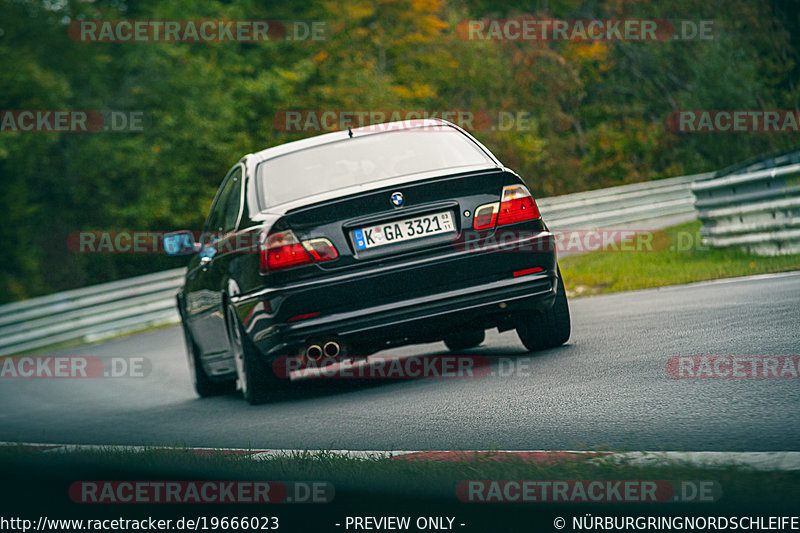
248;118;479;164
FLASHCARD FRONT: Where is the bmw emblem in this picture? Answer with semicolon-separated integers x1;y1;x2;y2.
390;192;404;207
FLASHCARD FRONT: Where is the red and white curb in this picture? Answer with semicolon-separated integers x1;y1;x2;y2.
3;442;800;471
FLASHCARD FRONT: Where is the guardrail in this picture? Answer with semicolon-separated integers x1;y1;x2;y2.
0;172;711;356
0;269;185;356
691;164;800;256
538;172;710;229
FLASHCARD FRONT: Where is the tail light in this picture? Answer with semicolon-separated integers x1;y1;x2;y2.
261;230;311;272
302;238;339;262
496;184;540;226
260;230;338;273
473;184;540;230
473;202;499;230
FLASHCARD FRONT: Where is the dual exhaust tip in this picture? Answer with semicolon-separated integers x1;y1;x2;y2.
305;341;340;361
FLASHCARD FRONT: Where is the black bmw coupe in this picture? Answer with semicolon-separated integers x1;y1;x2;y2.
165;119;570;404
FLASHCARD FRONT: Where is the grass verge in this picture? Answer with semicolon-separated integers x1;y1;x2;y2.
560;220;800;297
1;445;797;509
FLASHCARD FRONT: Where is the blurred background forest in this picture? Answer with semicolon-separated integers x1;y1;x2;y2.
1;0;798;303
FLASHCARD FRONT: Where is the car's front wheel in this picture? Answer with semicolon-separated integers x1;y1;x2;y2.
516;268;571;352
444;329;485;352
182;323;235;397
227;305;291;405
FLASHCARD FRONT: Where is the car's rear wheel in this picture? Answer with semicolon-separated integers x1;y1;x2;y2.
227;306;291;405
444;329;486;352
516;268;571;352
182;323;235;397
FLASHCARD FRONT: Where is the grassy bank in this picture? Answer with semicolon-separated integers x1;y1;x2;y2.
560;220;800;297
1;445;798;508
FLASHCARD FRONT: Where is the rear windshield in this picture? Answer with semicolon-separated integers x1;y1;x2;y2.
256;127;494;207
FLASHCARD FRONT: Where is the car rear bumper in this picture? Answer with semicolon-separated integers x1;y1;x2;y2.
232;228;558;357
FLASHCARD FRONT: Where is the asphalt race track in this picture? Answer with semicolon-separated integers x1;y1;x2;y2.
2;271;799;452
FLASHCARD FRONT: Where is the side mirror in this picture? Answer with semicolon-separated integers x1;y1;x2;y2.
163;230;200;256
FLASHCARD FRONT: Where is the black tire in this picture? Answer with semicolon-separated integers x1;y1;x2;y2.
516;268;571;352
444;329;486;352
227;306;291;405
182;324;235;397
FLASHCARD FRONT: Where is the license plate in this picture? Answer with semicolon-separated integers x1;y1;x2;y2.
353;211;455;250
